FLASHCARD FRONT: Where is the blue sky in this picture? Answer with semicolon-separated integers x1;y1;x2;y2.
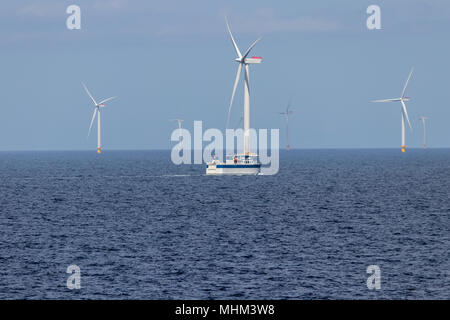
1;0;450;150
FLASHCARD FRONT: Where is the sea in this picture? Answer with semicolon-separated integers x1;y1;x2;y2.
0;149;448;299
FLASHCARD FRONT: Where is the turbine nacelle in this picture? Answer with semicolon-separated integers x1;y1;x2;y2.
246;56;262;64
235;57;263;64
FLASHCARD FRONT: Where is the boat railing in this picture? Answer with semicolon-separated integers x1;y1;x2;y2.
224;154;259;164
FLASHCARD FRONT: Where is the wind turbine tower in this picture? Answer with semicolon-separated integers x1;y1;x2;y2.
419;116;429;148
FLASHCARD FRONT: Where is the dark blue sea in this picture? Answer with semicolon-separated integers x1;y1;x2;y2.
0;149;448;299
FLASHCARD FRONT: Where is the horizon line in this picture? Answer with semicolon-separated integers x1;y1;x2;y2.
0;147;447;153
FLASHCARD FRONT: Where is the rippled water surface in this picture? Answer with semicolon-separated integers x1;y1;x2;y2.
0;150;449;299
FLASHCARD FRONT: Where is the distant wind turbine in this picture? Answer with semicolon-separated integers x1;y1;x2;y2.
170;119;184;150
372;67;414;153
419;116;429;148
83;83;116;154
278;100;294;151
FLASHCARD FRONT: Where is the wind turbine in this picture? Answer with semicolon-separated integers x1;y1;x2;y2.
372;68;414;153
278;100;294;151
170;119;184;150
83;83;116;154
419;116;429;148
225;17;262;156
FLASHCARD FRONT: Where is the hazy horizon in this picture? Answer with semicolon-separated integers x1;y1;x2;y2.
1;147;448;153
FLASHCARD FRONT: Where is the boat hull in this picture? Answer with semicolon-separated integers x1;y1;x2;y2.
206;163;260;175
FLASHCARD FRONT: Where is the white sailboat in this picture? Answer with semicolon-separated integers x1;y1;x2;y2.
206;19;262;175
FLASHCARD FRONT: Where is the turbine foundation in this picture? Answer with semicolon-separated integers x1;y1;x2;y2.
97;147;101;154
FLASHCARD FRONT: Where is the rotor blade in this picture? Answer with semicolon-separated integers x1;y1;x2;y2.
97;96;116;105
225;17;242;59
401;100;412;131
87;108;98;138
226;63;242;129
401;67;414;98
242;37;262;60
82;82;97;106
371;98;401;103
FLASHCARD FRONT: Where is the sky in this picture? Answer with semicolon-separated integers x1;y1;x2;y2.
1;0;450;150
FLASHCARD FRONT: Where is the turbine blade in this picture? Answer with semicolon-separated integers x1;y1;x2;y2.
242;37;262;60
97;96;116;105
371;98;400;103
87;108;98;137
401;100;413;131
226;63;242;129
82;82;97;106
401;67;414;98
225;17;242;59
